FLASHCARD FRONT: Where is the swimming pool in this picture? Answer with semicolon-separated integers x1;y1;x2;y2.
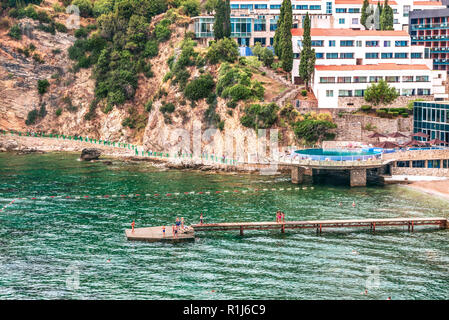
294;148;382;161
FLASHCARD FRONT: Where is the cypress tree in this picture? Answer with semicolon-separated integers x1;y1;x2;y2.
360;0;369;29
274;0;286;58
224;0;231;37
299;13;315;90
380;0;394;30
214;0;225;40
374;3;382;30
280;0;293;72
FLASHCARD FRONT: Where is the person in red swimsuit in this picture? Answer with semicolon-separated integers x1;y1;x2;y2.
131;220;135;233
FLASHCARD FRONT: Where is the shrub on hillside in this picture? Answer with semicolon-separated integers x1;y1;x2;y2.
8;24;22;40
155;19;171;42
71;0;94;17
206;38;239;64
240;103;279;129
184;74;215;101
37;79;50;95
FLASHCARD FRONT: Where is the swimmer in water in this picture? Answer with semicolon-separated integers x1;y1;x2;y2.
352;201;356;207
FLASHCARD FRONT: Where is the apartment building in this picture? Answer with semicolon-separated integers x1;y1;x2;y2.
291;28;447;107
409;0;449;72
192;0;445;46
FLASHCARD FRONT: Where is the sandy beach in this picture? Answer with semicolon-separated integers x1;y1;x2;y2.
405;180;449;202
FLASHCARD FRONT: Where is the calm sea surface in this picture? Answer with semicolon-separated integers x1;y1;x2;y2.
0;153;448;299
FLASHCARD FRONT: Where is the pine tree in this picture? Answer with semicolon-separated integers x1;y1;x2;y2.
280;0;293;72
213;0;225;40
360;0;369;29
299;13;315;90
274;0;286;58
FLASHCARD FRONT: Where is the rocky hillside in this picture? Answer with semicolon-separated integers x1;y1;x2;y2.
0;0;322;155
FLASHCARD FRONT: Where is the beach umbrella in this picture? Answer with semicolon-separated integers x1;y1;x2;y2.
402;139;426;147
427;138;448;146
388;132;407;138
374;141;400;149
412;131;429;139
368;132;387;139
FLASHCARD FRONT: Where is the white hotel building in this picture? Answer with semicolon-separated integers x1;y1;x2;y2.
292;28;448;108
192;0;446;46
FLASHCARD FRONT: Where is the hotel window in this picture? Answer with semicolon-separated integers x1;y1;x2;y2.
336;8;346;13
320;77;335;83
381;52;393;59
316;52;324;59
326;90;334;97
270;37;274;46
329;40;336;47
270;5;281;9
394;52;408;59
394;19;399;24
428;160;441;168
337;77;351;83
403;5;410;17
365;52;379;59
352;18;358;24
326;52;339;59
395;40;408;47
338;90;353;97
412;160;425;168
356;40;362;47
354;89;365;97
353;76;367;83
254;19;266;31
411;52;422;59
340;52;354;59
297;40;302;47
397;161;410;167
240;4;253;10
348;8;360;13
339;18;345;24
385;76;399;83
270;19;277;31
384;41;391;47
255;4;268;9
230;4;239;9
443;160;448;169
311;40;324;47
402;76;413;82
417;88;431;95
340;40;354;47
416;75;429;82
366;41;379;47
297;5;308;10
254;38;266;45
369;76;382;82
402;88;414;96
310;5;321;10
326;2;332;14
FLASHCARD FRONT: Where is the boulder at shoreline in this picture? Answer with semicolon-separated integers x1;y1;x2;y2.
81;148;102;161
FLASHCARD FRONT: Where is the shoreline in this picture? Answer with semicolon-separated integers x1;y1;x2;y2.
400;180;449;202
0;135;283;175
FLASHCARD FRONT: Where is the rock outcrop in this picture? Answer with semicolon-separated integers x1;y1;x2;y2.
80;148;101;161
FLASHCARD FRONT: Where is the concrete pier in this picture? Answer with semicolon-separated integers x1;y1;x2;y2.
291;167;305;184
125;226;195;242
350;169;367;187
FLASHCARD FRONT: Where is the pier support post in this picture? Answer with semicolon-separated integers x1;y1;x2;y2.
281;224;285;233
350;169;367;187
291;167;305;184
240;226;244;236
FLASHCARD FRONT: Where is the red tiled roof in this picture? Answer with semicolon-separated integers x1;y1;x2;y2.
314;64;430;71
291;28;409;37
413;1;443;5
335;0;398;5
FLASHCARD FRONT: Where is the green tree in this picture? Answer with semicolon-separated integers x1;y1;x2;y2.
71;0;93;17
360;0;369;29
203;0;218;13
181;0;200;17
364;79;399;105
224;0;231;38
37;79;50;95
279;0;293;72
298;13;315;90
380;0;394;30
273;0;285;58
293;119;337;145
206;38;239;64
213;0;225;40
260;48;274;67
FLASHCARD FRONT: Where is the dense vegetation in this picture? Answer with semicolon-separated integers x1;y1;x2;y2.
273;0;293;73
298;13;315;90
364;79;399;105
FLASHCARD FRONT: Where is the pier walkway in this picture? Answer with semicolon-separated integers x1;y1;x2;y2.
125;217;447;241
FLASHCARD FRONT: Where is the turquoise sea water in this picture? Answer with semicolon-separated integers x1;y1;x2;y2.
0;153;448;300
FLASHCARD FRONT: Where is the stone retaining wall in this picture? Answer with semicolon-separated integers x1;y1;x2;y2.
338;95;434;109
383;149;449;161
392;167;449;177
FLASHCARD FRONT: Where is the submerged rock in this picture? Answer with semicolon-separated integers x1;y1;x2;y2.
80;148;101;161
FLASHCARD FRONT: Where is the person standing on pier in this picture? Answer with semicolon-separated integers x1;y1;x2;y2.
176;217;180;228
131;220;135;233
200;213;203;224
162;226;166;237
172;224;175;237
181;217;185;230
281;212;285;223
